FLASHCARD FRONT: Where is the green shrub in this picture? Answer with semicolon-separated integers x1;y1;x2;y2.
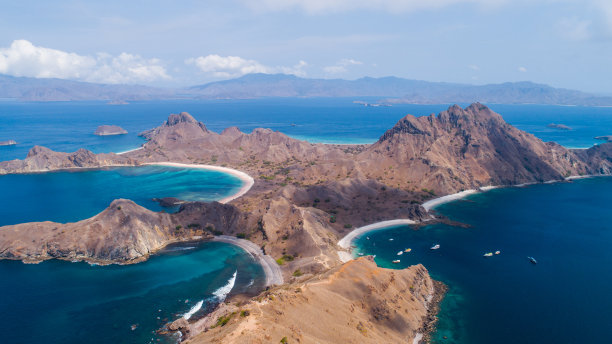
280;337;288;344
175;225;182;231
344;224;353;229
292;269;303;277
240;310;250;317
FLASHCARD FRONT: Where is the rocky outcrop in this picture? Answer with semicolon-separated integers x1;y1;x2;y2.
94;125;127;135
0;140;17;146
186;257;443;344
0;146;137;174
0;199;253;264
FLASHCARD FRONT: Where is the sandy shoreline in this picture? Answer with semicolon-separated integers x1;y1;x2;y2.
212;235;283;286
142;162;255;204
116;146;144;155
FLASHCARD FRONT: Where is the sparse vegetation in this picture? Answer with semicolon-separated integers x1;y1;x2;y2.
276;254;295;265
175;225;182;231
280;337;288;344
292;269;303;277
236;232;247;239
240;310;250;317
212;312;236;328
344;224;353;229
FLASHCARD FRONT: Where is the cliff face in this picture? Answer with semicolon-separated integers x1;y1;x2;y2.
0;199;224;264
186;257;442;344
359;103;589;194
0;146;137;174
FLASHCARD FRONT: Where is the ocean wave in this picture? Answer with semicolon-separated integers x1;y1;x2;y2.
213;270;237;302
182;300;203;320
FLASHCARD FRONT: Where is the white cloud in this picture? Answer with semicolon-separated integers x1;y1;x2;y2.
246;0;506;14
0;40;169;84
323;58;363;74
518;66;527;72
186;54;307;78
558;17;592;40
468;64;480;71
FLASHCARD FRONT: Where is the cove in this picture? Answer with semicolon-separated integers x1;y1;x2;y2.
0;165;243;226
354;177;612;343
0;241;265;344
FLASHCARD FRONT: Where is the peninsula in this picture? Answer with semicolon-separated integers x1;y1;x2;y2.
1;104;611;342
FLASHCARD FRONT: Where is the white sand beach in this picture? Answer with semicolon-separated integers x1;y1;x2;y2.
142;162;255;204
422;189;478;211
337;219;417;262
213;235;283;286
116;146;144;155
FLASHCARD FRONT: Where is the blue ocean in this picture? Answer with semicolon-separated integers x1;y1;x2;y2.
1;99;612;343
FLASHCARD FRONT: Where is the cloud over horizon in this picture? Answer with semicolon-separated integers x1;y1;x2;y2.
186;54;307;78
0;40;169;84
324;58;363;74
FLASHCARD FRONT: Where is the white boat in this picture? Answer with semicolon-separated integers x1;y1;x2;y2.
430;244;440;250
358;253;364;256
495;250;500;255
397;251;403;255
483;252;493;257
389;238;394;241
404;248;412;253
392;259;400;263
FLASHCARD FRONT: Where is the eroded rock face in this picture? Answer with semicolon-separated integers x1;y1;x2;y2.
360;103;590;194
94;125;128;136
186;257;443;344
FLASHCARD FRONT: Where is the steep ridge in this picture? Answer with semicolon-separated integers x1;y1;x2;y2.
358;103;590;194
185;257;443;344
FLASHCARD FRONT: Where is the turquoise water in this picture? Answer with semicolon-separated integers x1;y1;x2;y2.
2;100;612;162
0;241;265;344
0;165;242;226
354;177;612;343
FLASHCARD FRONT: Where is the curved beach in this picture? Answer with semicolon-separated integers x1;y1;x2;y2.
212;235;283;286
337;219;417;262
142;162;255;204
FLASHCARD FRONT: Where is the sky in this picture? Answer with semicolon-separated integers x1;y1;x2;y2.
0;0;611;93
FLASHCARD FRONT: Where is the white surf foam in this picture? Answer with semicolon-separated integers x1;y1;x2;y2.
213;271;237;301
182;300;203;320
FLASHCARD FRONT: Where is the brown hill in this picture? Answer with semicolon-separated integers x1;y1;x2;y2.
185;257;443;344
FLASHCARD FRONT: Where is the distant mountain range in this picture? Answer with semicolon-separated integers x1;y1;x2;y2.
2;73;612;106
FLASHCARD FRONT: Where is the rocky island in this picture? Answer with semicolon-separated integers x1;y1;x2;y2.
1;104;612;342
0;140;17;146
595;135;612;142
547;123;572;130
94;125;128;136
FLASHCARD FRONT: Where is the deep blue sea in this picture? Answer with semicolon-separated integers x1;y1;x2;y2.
1;99;612;344
354;177;612;344
0;241;265;344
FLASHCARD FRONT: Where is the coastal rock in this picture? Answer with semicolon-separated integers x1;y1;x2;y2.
168;318;189;332
187;257;442;344
547;123;572;130
94;125;128;136
152;197;184;207
0;140;17;146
